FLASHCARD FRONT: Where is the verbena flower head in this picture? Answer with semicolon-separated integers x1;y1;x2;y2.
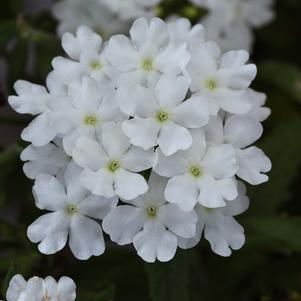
6;274;76;301
191;0;275;52
9;17;271;262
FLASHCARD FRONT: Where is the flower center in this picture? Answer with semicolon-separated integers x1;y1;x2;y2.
107;160;120;173
142;59;153;72
90;61;102;70
205;79;218;91
190;166;202;178
146;205;157;218
84;115;98;126
67;204;77;215
156;110;169;123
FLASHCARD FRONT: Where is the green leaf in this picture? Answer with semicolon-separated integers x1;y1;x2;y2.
245;216;301;252
258;61;301;103
248;118;301;214
145;250;191;301
0;20;17;46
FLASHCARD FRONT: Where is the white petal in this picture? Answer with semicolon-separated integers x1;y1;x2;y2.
204;214;245;257
223;182;250;216
62;25;102;60
165;174;198;212
155;42;190;75
158;122;192;156
122;146;155;172
27;211;69;255
105;35;139;71
133;220;178;263
224;115;263;148
198;175;227;208
202;144;238;179
63;126;95;156
78;194;118;220
73;137;107;170
236;147;271;185
103;205;146;245
154;74;189;109
204;116;224;145
101;122;130;159
21;113;57;147
154;149;188;177
69;214;105;260
172;96;209;128
33;174;66;211
52;57;86;83
57;277;76;301
6;275;27;301
220;50;257;89
158;204;198;238
80;169;115;198
21;143;68;180
215;89;252;115
114;169;148;200
122;117;160;150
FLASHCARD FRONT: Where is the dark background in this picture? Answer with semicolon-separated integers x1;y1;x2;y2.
1;0;301;300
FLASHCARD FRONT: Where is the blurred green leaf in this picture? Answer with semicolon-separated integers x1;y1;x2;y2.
249;118;301;214
246;216;301;252
258;62;301;103
145;251;190;301
0;21;17;47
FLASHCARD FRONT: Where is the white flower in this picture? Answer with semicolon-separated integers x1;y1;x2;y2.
8;72;66;146
52;26;118;95
178;181;249;256
167;17;205;50
21;138;70;180
6;275;76;301
122;74;209;156
105;17;190;89
199;0;275;51
205;115;272;184
52;0;128;37
103;172;198;262
154;129;238;211
188;46;257;115
100;0;160;20
244;88;271;121
27;162;117;260
73;122;155;200
50;76;126;155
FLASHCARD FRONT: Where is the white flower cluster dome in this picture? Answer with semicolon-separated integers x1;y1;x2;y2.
9;17;271;263
190;0;275;51
52;0;160;37
4;274;76;301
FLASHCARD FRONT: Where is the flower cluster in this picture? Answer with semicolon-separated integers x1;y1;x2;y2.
9;17;271;262
190;0;275;51
4;274;76;301
52;0;160;37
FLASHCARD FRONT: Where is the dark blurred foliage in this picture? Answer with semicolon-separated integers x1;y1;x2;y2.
0;0;301;300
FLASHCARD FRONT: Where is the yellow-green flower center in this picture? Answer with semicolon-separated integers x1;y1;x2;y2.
206;79;218;91
90;61;102;70
156;110;169;123
190;166;202;178
142;59;153;72
67;204;77;215
108;160;120;173
146;205;157;218
84;115;98;126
